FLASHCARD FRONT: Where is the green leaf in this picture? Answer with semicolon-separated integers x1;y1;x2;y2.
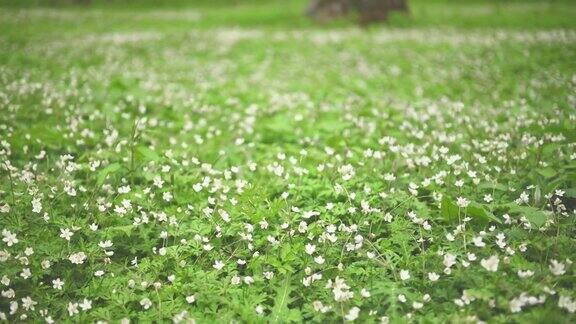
542;143;560;157
317;119;349;133
105;225;134;237
270;275;300;323
536;167;557;179
441;198;501;225
96;163;121;187
440;196;459;222
478;182;508;192
137;146;162;162
265;114;295;135
502;203;549;228
463;288;493;301
466;202;502;224
566;161;576;170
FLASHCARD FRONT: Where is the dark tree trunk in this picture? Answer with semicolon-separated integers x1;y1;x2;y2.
73;0;92;5
306;0;408;24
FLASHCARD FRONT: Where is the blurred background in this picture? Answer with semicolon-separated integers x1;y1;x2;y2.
0;0;575;30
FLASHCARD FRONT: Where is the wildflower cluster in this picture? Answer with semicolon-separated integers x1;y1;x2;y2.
0;3;575;323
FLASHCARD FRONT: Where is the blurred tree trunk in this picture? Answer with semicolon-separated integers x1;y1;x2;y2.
306;0;408;24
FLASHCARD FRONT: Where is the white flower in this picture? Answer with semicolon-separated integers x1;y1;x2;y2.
0;204;10;213
428;272;440;282
219;210;231;223
203;244;213;251
303;211;320;219
518;192;529;204
118;185;131;194
162;192;173;202
399;269;410;281
312;300;331;313
52;278;64;290
67;302;79;316
549;260;566;276
59;228;74;241
255;304;264;315
69;252;87;265
79;299;92;311
344;307;360;321
213;260;225;271
558;295;576;313
186;295;196;304
472;236;485;247
305;243;316;255
32;198;42;213
328;277;354;302
443;253;457;268
480;255;499;272
338;164;356;181
21;296;37;310
360;288;371;298
153;176;164;188
2;289;15;298
509;298;523;313
140;298;152;310
20;268;32;279
456;197;469;208
98;240;113;249
41;260;51;269
263;271;274;280
9;300;17;314
384;213;393;222
243;276;255;285
517;270;534;278
2;230;18;246
140;298;152;309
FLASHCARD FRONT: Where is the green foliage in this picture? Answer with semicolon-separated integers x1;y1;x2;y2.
0;0;574;323
441;196;459;223
97;163;122;187
502;203;549;228
270;275;301;323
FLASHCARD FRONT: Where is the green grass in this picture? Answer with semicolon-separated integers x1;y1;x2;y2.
0;0;575;323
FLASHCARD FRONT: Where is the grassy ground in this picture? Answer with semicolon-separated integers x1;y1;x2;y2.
0;0;575;323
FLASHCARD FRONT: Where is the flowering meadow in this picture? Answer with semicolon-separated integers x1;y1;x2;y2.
1;0;576;322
